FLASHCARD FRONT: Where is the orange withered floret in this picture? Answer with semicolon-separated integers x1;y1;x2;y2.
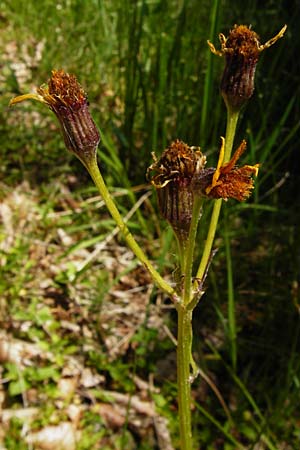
205;138;260;201
208;24;287;109
148;138;259;238
10;70;100;165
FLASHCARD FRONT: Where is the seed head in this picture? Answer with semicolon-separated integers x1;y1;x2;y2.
10;70;100;166
147;140;207;242
148;138;260;240
208;24;287;110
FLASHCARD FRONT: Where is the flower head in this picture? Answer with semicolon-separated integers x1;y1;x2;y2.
205;138;260;201
208;24;287;110
148;139;207;189
10;70;100;166
148;138;259;243
147;140;207;242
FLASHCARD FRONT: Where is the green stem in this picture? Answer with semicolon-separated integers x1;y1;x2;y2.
177;306;193;450
224;216;237;370
182;196;203;306
196;106;240;281
223;106;240;164
196;198;222;281
176;196;203;450
175;234;186;274
86;156;175;298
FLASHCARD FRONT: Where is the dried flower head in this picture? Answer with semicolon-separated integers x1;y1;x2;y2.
148;138;259;239
148;139;207;189
208;24;287;110
147;140;207;242
205;137;260;201
10;70;100;166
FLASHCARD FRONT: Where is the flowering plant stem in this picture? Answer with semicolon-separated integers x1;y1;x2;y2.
175;106;240;449
176;196;203;449
86;156;176;298
182;197;204;304
177;306;193;450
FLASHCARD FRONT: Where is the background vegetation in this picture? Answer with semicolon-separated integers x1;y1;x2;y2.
1;0;299;448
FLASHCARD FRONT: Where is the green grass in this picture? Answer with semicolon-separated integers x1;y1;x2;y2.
1;0;300;448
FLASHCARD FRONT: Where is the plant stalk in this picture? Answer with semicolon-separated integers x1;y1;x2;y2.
223;106;240;164
176;196;203;450
182;196;203;305
224;215;237;370
86;156;176;298
177;306;193;450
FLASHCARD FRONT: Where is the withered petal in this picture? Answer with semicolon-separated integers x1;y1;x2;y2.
208;164;259;201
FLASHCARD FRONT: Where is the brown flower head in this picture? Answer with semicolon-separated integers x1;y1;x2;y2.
205;138;260;201
10;70;100;165
147;140;207;242
208;24;287;110
148;138;259;239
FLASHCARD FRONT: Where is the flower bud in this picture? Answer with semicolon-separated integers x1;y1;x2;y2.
208;24;287;110
10;70;100;166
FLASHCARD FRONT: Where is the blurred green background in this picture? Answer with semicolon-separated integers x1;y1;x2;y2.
1;0;300;448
